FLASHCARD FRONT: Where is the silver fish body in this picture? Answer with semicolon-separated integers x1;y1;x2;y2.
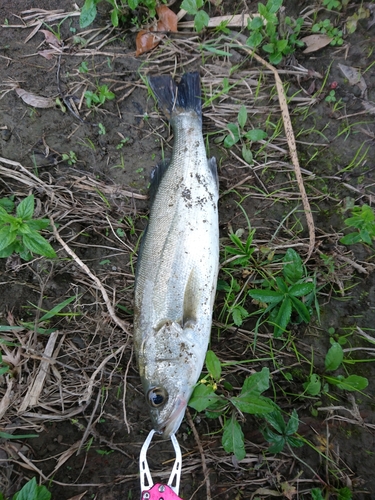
133;73;219;437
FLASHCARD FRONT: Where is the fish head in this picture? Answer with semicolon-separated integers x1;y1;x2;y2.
139;319;206;438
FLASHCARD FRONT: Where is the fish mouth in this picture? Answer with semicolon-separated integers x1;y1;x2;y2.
159;396;187;438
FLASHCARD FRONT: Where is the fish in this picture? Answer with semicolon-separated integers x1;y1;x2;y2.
133;72;219;437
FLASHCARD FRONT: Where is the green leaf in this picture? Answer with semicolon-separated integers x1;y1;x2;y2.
237;104;247;129
0;431;38;440
248;288;283;304
194;10;210;32
224;123;240;148
303;373;321;396
264;410;286;434
283;248;303;283
325;342;343;371
0;197;15;213
13;477;51;500
80;0;98;28
231;394;274;415
274;296;292;337
128;0;139;9
241;367;270;396
311;488;325;500
222;416;246;461
0;226;17;252
335;375;368;391
16;195;34;220
39;295;77;322
0;242;18;258
276;39;289;52
232;305;248;326
266;0;283;14
262;43;275;54
188;384;219;412
111;8;119;27
248;16;264;30
287;435;304;448
246;31;263;48
263;429;285;453
22;231;56;258
206;350;221;381
285;409;299;435
244;129;267;141
340;232;362;245
242;145;253;165
181;0;201;15
288;282;314;297
26;219;50;231
290;295;311;323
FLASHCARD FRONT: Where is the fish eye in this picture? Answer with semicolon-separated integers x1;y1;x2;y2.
147;387;168;408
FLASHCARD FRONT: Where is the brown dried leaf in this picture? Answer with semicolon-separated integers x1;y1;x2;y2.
38;49;59;60
157;5;178;32
301;34;333;54
15;88;55;108
40;29;62;47
136;6;177;56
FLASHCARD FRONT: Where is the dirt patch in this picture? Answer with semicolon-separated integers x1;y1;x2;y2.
1;1;375;499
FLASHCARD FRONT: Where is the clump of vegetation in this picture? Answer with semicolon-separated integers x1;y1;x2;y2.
340;204;375;246
246;0;304;64
80;0;164;28
248;248;317;338
0;195;56;261
84;84;115;108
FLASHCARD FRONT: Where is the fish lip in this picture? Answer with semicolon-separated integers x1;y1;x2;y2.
158;396;187;438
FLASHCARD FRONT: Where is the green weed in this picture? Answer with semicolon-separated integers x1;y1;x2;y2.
189;350;277;460
219;104;267;164
311;19;344;46
62;150;77;165
340;204;375;246
248;248;316;338
0;195;56;261
303;334;368;397
80;0;162;28
246;0;304;65
180;0;210;32
262;408;303;453
85;84;115;108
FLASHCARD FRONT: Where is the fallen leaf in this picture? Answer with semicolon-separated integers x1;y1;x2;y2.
38;49;59;60
338;63;367;97
135;6;177;56
157;5;178;32
301;34;333;53
40;29;62;47
15;88;55;108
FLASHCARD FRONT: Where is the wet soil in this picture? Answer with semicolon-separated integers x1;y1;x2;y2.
1;0;375;499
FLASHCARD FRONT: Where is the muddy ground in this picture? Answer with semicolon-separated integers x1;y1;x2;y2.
1;0;375;499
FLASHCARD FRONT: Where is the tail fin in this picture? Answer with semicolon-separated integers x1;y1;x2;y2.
148;72;202;122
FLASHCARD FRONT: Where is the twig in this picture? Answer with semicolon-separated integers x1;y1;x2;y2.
50;217;129;334
231;36;316;261
185;408;211;500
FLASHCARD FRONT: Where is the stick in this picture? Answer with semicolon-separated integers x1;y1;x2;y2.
50;217;130;334
186;409;211;500
231;38;316;261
